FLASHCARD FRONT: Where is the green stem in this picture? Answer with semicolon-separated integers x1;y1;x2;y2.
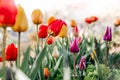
2;27;6;80
17;32;21;68
36;24;39;53
73;54;76;80
105;41;108;66
10;61;13;80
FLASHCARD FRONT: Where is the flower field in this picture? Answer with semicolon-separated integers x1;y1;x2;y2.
0;0;120;80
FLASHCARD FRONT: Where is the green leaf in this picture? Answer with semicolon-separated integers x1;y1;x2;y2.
20;46;31;73
28;45;47;80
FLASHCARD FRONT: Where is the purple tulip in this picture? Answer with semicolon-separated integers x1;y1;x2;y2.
70;37;79;53
103;26;112;41
79;56;86;70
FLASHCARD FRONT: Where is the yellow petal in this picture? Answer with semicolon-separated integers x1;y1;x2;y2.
12;4;28;32
58;25;68;38
91;50;97;60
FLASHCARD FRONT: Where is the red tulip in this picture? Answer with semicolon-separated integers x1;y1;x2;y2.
85;17;92;24
0;43;18;61
90;16;98;22
6;43;18;61
48;19;67;36
44;68;50;79
38;25;48;38
0;0;17;27
46;36;54;45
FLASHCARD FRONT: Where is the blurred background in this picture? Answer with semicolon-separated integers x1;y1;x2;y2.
0;0;120;51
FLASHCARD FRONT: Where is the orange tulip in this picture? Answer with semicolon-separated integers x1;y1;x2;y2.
0;0;17;27
70;19;77;28
90;16;98;22
48;16;56;25
114;19;120;27
12;4;28;32
44;68;50;79
31;9;43;24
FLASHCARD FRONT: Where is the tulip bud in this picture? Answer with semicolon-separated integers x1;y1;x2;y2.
58;24;68;38
0;0;17;27
70;37;79;53
46;36;54;45
91;50;97;60
12;4;28;32
79;56;86;70
6;43;18;61
31;9;43;24
103;26;112;41
52;46;59;58
73;26;79;37
44;68;50;79
70;19;77;28
38;25;48;38
48;16;56;25
114;19;120;27
77;37;82;44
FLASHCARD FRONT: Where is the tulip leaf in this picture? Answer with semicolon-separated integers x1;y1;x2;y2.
20;46;31;72
29;45;47;80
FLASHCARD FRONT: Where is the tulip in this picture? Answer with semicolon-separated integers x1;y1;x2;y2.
73;26;79;37
70;19;77;28
58;24;68;38
48;19;67;36
52;46;59;58
0;0;17;79
79;56;86;70
48;16;56;25
103;26;112;41
0;43;18;61
114;19;120;27
77;37;82;44
38;25;48;38
0;0;17;27
85;17;92;24
12;4;28;32
70;37;79;53
90;16;98;22
44;68;50;79
46;36;54;45
91;50;97;60
31;9;43;24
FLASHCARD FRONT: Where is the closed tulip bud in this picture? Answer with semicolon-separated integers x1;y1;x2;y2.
79;56;86;70
38;25;48;38
114;19;120;27
90;16;98;22
73;26;79;37
12;4;28;32
70;19;77;28
91;50;97;60
46;36;54;45
77;37;82;44
48;16;56;25
58;24;68;38
44;68;50;79
52;46;59;58
48;19;67;36
31;9;43;24
70;37;79;53
0;43;18;62
103;26;112;41
0;0;17;27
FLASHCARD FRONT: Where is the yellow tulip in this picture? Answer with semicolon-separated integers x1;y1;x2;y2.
70;19;77;28
58;25;68;38
12;4;28;32
91;50;97;60
48;16;56;25
31;9;43;24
